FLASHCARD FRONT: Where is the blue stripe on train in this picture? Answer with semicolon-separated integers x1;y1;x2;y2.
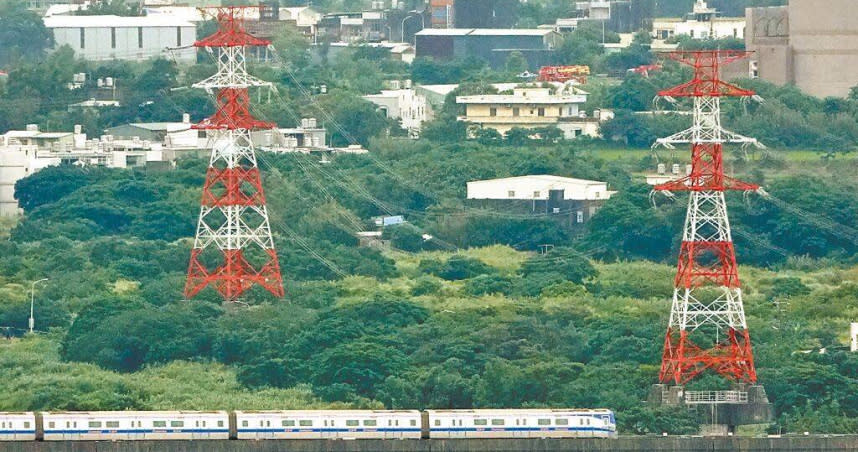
0;431;35;434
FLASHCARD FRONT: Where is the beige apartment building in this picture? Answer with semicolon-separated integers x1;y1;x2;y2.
456;87;609;139
747;0;858;98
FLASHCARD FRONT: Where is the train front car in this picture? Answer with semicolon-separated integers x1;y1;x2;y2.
426;409;617;439
0;413;36;441
235;410;422;440
41;411;229;441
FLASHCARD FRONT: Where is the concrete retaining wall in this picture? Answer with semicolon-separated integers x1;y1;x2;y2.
2;437;858;452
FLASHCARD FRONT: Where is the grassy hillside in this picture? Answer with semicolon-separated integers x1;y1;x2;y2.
0;145;856;435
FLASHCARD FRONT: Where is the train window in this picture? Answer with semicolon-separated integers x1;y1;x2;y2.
395;420;399;426
299;420;312;427
241;420;248;427
202;421;206;427
474;419;487;426
261;420;265;427
346;420;359;427
266;421;271;427
49;422;55;429
324;420;328;427
218;421;224;427
491;419;504;426
522;419;527;426
538;418;550;425
410;420;417;426
586;419;591;425
388;420;392;426
363;420;377;426
515;419;520;426
154;421;166;428
170;421;184;428
282;420;295;427
555;419;569;426
433;420;440;426
88;421;102;428
106;421;119;428
66;422;70;428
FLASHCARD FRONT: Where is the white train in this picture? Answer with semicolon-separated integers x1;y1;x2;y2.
0;409;616;441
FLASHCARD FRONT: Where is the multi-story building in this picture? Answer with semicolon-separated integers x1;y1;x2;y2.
44;15;196;62
318;11;388;43
415;28;561;70
363;82;428;138
0;124;181;216
572;0;653;33
747;0;858;98
652;0;744;41
466;175;616;225
456;86;611;139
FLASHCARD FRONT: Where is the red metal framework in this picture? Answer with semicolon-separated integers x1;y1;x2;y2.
185;6;283;303
654;51;761;385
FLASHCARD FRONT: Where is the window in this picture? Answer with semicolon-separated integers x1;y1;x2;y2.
538;107;545;117
48;422;55;429
282;420;295;427
363;420;377;426
410;420;417;426
176;27;182;46
217;421;224;427
80;28;85;49
111;27;116;48
106;421;119;428
594;191;600;199
241;420;249;427
138;27;144;48
88;421;102;428
170;421;184;428
508;190;515;198
346;420;359;427
558;107;563;116
556;418;569;426
474;419;487;426
299;420;312;427
489;107;497;117
576;211;584;223
434;420;440;426
491;419;505;426
533;191;541;198
512;107;520;117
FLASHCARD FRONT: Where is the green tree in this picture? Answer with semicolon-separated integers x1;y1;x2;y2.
0;1;54;66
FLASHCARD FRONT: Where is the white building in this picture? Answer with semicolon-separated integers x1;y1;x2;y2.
363;82;428;138
0;124;193;216
456;85;612;139
44;15;197;62
466;175;616;223
652;0;745;41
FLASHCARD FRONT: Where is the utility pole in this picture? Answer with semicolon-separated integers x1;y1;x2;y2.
29;278;49;334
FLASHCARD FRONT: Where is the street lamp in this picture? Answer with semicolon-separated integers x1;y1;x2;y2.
401;12;425;46
29;278;48;334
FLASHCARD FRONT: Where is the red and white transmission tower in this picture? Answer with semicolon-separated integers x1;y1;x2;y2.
184;7;284;303
653;51;765;385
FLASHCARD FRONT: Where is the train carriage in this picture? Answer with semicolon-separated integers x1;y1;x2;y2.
426;409;616;439
41;411;229;441
235;410;422;440
0;413;36;441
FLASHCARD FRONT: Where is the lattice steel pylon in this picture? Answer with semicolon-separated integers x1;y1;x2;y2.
653;51;765;385
185;6;284;303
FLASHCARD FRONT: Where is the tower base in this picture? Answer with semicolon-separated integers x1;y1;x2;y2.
648;384;774;434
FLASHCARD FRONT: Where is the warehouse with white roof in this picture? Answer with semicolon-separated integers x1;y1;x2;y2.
44;15;197;62
466;175;616;225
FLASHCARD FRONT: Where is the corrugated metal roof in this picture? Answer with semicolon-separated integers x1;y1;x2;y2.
44;15;195;28
416;28;474;36
469;28;555;36
469;175;607;186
